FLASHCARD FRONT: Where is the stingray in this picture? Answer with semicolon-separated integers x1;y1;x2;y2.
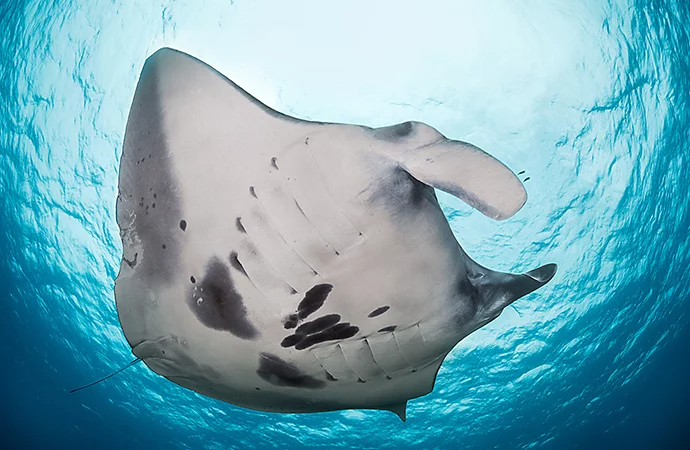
112;47;556;421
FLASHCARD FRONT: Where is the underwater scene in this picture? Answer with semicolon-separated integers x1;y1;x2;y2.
1;0;689;448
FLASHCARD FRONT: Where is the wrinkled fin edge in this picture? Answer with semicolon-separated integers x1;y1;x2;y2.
69;358;141;394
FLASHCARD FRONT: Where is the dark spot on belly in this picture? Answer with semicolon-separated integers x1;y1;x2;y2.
294;323;359;350
378;325;397;333
297;284;333;319
280;334;304;348
236;217;246;233
295;314;341;335
283;314;299;329
179;220;187;231
368;306;390;318
282;314;344;348
229;251;248;277
187;257;259;340
256;353;325;389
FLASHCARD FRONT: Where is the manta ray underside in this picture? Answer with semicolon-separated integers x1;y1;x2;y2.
114;47;557;422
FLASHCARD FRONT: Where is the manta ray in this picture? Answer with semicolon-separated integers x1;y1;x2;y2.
113;47;556;421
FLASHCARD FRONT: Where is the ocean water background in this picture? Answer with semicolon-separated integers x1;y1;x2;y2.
1;0;689;448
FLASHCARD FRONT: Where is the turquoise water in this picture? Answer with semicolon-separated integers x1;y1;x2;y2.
1;0;689;448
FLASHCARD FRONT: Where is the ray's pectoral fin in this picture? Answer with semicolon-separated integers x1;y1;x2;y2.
380;401;408;422
394;133;527;220
465;252;558;320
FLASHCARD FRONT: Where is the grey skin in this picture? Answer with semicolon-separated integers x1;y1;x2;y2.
114;48;557;422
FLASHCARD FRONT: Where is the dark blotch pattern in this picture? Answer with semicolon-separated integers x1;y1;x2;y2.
190;276;196;283
179;219;187;231
294;323;359;350
280;285;358;350
297;284;333;319
187;257;259;340
295;314;341;335
368;306;390;318
280;334;303;348
378;325;397;333
283;314;299;329
116;57;187;290
256;353;325;389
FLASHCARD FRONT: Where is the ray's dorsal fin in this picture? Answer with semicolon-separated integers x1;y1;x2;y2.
69;358;141;394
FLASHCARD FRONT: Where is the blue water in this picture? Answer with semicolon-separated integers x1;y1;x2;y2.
1;0;689;448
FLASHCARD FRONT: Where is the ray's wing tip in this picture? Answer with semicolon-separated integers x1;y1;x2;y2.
382;401;408;422
149;46;185;61
526;263;558;284
143;47;186;72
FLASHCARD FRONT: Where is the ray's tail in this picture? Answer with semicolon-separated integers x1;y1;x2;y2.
69;358;141;393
